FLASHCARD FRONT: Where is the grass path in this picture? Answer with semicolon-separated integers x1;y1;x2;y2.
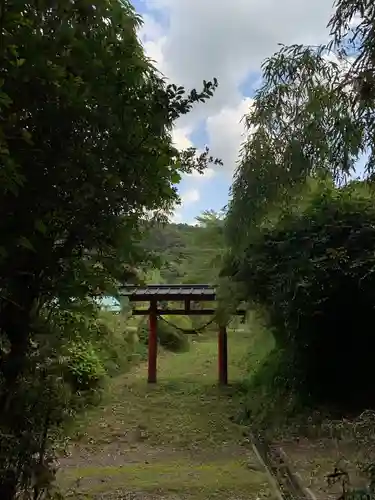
59;331;270;499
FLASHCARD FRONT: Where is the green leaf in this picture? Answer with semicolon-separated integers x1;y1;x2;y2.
34;219;47;234
0;246;8;260
171;172;181;184
18;236;35;251
0;91;12;107
21;129;33;144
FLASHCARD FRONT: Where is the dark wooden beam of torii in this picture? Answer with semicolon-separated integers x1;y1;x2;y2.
119;284;246;386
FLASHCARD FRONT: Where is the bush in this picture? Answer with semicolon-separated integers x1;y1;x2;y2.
241;348;301;433
158;320;190;352
0;327;78;499
63;340;106;392
137;315;191;352
190;315;217;338
95;311;139;375
232;311;293;432
229;182;375;411
0;304;144;499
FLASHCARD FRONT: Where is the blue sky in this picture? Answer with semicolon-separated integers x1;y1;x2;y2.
132;0;348;224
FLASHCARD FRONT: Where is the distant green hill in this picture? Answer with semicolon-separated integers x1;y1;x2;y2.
142;222;212;283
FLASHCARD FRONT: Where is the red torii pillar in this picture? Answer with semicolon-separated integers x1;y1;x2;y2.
218;324;228;385
147;297;228;386
148;300;158;383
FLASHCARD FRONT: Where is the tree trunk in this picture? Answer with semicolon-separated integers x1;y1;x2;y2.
0;471;18;500
0;292;35;500
0;297;33;412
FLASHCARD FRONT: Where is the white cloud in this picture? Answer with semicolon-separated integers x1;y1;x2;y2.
206;97;253;171
138;13;164;42
144;0;333;123
171;99;253;173
181;188;200;205
170;211;183;223
138;13;166;69
170;187;200;226
138;0;335;178
189;167;215;180
172;128;217;180
172;126;192;150
349;13;362;28
143;37;166;69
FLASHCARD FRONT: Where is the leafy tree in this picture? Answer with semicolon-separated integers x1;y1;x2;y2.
0;0;219;496
225;181;375;409
226;0;375;246
140;222;194;281
223;0;375;426
179;210;226;284
0;0;218;392
140;216;226;284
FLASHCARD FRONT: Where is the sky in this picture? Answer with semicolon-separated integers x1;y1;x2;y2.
132;0;337;224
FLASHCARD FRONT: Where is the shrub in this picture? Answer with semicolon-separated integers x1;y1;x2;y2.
95;311;139;375
0;303;144;499
63;340;106;392
190;315;217;338
137;315;191;352
0;329;77;499
54;306;139;386
158;321;190;352
228;182;375;410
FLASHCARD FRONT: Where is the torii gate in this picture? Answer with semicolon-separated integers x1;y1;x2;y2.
120;284;245;385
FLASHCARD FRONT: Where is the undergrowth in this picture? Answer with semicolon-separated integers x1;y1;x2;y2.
233;312;295;433
236;314;375;499
137;314;191;352
235;311;320;437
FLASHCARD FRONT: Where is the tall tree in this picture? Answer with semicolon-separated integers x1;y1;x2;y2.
226;0;375;247
0;3;219;494
0;0;218;382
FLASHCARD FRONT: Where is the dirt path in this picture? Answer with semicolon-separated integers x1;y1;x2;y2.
58;332;270;499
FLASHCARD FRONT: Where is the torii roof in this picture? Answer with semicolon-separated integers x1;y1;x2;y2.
119;284;216;301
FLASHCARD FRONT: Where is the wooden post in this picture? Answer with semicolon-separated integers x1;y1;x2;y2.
148;300;157;383
218;325;228;385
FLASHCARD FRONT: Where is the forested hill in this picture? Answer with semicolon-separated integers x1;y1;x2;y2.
143;223;200;263
142;213;224;284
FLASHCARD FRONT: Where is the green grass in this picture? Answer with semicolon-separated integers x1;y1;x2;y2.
63;460;267;499
59;328;271;499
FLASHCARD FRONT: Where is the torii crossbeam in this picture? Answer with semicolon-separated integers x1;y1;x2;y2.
120;284;245;385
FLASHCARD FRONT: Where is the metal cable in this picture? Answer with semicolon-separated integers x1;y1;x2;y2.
157;315;217;335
